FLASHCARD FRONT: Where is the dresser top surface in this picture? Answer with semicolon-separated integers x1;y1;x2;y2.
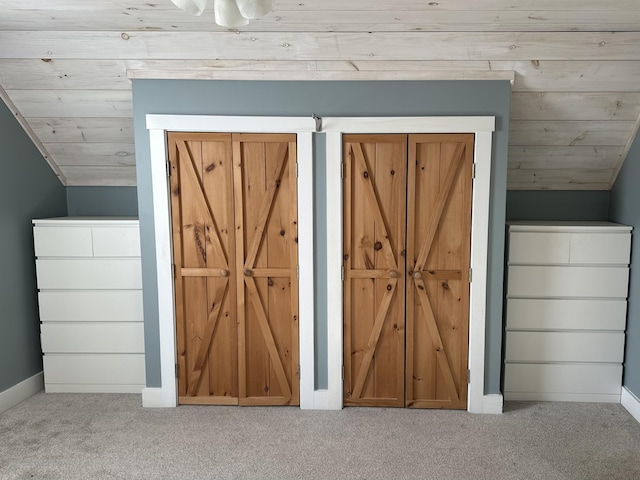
33;216;139;226
507;221;632;233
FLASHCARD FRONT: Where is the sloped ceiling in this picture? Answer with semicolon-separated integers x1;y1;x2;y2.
0;0;639;189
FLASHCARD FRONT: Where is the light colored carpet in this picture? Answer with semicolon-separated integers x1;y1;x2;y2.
0;393;639;480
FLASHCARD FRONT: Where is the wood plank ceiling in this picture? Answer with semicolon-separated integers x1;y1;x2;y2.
1;0;639;190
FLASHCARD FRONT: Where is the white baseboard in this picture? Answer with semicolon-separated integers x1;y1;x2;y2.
621;386;640;424
142;387;176;408
0;372;44;414
482;394;503;414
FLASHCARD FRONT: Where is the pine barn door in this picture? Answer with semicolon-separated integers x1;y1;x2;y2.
406;134;474;409
342;133;474;409
233;134;299;406
169;132;238;405
343;134;407;407
169;132;299;406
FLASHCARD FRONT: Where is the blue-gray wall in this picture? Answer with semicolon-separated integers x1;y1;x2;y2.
0;100;67;392
506;191;610;221
610;132;640;398
132;80;511;393
67;186;138;216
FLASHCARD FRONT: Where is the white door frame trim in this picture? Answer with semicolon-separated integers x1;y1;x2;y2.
323;116;496;413
145;114;317;408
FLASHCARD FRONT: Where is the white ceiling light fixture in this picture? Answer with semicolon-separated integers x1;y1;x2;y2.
170;0;273;27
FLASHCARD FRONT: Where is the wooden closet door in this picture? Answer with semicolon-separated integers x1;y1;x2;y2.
406;134;474;409
233;134;299;406
169;132;239;405
343;134;407;407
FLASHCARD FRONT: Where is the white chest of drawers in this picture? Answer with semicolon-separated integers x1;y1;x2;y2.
504;221;632;403
33;217;146;393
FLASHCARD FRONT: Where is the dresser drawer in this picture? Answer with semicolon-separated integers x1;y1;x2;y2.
38;290;143;322
569;233;631;265
507;266;629;298
506;298;627;331
43;354;146;385
92;226;140;257
509;232;570;264
36;258;142;290
41;323;145;353
504;363;622;396
505;331;625;363
33;226;93;257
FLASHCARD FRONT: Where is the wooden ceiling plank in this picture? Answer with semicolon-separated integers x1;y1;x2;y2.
61;165;137;187
508;146;623;170
509;120;635;146
2;10;638;32
511;92;640;121
5;90;132;118
44;143;136;166
1;0;638;12
1;31;639;61
28;117;134;143
4;59;640;92
0;59;132;90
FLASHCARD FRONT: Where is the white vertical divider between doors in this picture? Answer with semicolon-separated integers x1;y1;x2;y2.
296;132;317;410
325;132;345;410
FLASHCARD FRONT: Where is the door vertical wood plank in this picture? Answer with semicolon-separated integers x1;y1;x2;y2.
241;139;271;400
181;140;212;397
202;138;238;400
411;140;441;403
405;139;417;407
232;138;248;402
343;140;354;400
265;140;290;400
355;141;376;400
168;135;187;398
372;140;405;404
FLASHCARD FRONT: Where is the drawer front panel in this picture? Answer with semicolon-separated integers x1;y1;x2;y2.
43;354;146;385
92;227;141;257
504;363;622;395
505;331;625;363
507;266;629;298
34;226;93;257
509;232;570;264
36;259;142;289
506;298;627;331
570;233;631;265
41;323;145;353
38;291;143;322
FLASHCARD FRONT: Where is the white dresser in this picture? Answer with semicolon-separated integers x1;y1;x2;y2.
33;217;146;393
504;221;632;403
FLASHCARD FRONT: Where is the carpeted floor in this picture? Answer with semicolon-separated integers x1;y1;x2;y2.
0;393;639;480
